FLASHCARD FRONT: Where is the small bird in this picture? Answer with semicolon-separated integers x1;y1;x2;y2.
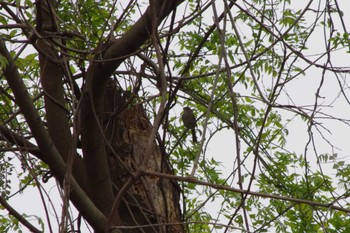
182;107;198;143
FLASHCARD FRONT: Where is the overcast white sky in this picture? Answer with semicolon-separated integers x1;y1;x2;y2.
2;0;350;232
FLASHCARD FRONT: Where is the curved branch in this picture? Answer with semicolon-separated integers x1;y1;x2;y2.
0;124;43;160
0;197;42;233
0;37;109;232
144;171;350;214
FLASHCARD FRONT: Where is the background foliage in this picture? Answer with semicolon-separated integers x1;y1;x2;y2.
1;0;350;232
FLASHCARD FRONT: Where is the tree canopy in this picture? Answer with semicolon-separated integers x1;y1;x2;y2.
1;0;350;232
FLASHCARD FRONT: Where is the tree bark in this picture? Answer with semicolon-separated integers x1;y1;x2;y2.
103;80;183;232
80;0;184;228
3;0;185;231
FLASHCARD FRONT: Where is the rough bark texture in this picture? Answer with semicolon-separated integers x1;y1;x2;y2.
32;0;184;232
77;0;184;230
103;80;183;232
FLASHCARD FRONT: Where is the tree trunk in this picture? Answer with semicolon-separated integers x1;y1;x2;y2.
103;80;183;232
31;0;184;231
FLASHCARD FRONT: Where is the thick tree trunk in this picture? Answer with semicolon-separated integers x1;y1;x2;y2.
36;0;89;196
31;0;185;231
103;80;183;232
